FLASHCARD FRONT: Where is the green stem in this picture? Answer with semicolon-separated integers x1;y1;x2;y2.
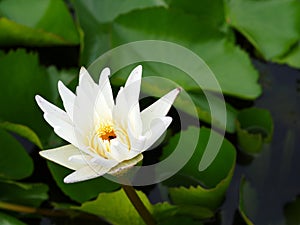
122;185;156;225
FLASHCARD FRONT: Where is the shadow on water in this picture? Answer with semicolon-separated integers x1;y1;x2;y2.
222;59;300;225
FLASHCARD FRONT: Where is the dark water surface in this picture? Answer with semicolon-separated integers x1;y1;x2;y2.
222;60;300;225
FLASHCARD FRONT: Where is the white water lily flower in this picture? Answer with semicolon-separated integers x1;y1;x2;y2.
36;65;180;183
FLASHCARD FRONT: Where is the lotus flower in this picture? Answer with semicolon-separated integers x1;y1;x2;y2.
35;65;180;183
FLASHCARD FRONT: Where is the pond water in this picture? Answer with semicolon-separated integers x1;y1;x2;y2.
221;59;300;225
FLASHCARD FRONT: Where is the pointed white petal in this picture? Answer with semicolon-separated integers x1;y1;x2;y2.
141;88;180;134
94;68;114;123
97;67;114;109
35;95;78;146
125;65;142;89
73;67;98;135
143;117;172;151
127;102;143;137
108;154;143;175
63;164;111;183
39;145;84;170
113;66;143;136
58;81;76;119
79;67;97;92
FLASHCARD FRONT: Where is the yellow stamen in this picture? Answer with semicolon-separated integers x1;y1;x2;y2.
97;124;116;141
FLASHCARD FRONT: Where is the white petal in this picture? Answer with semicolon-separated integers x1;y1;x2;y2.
94;68;114;123
68;154;92;164
127;121;147;151
97;67;114;109
73;67;98;135
35;95;78;146
39;145;83;170
64;164;111;183
78;67;98;95
125;65;142;89
108;154;143;175
109;138;144;162
90;155;119;168
58;81;76;120
141;88;180;134
113;66;143;136
143;117;172;151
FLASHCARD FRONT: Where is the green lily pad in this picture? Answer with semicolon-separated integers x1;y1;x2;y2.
0;128;33;180
226;0;300;60
161;127;236;210
236;107;274;154
0;122;42;149
0;49;76;144
75;188;213;225
47;161;120;203
276;42;300;69
72;2;261;99
74;189;152;225
72;0;166;65
239;178;256;225
72;0;167;24
0;50;50;142
167;0;225;32
0;0;79;46
153;202;213;222
0;180;48;207
111;7;261;99
0;212;27;225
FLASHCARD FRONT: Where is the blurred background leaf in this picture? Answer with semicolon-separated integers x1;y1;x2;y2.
0;211;28;225
0;128;33;180
0;0;80;46
0;180;48;207
236;107;274;154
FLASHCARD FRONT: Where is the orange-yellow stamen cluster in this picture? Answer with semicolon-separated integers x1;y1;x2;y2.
97;124;116;141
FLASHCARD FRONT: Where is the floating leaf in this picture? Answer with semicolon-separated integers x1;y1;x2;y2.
0;0;79;46
111;7;261;99
47;161;120;203
73;2;261;99
72;0;166;65
0;212;27;225
239;178;256;225
226;0;300;60
0;50;51;141
0;122;42;149
74;189;152;225
276;42;300;69
75;188;212;225
0;49;75;144
0;128;33;180
167;0;225;31
162;127;236;210
0;180;48;207
236;107;274;154
73;0;167;24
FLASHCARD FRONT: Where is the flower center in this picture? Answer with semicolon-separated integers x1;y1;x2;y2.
97;124;116;141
